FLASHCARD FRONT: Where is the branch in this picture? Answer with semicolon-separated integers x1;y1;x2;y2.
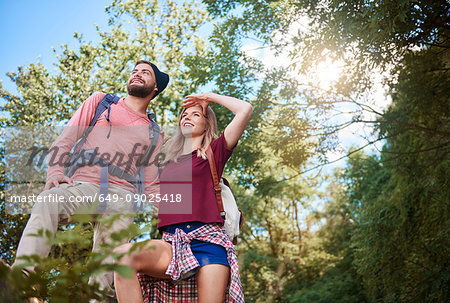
381;140;450;157
260;132;401;185
422;42;450;49
424;67;450;73
292;201;303;256
382;118;450;137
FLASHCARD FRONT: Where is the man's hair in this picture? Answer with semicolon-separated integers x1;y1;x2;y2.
163;106;218;163
134;60;152;68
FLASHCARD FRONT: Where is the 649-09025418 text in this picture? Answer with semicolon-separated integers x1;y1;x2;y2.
8;193;183;204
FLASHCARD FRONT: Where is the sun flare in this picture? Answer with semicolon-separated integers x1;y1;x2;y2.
311;58;343;89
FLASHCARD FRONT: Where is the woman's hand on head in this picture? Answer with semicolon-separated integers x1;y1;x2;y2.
183;92;253;150
182;93;211;116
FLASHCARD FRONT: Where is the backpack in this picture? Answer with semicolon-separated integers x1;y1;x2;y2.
64;93;160;212
206;146;243;244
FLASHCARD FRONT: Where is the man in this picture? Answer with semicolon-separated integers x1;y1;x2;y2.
13;60;169;302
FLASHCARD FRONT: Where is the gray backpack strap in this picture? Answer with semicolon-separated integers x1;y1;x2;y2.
98;166;109;212
65;93;120;177
134;167;145;212
139;116;160;166
134;117;160;212
98;115;160;213
95;156;140;212
64;96;160;213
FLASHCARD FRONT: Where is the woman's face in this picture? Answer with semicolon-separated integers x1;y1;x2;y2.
180;105;207;137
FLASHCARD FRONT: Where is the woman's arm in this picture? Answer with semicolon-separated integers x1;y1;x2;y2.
183;93;253;150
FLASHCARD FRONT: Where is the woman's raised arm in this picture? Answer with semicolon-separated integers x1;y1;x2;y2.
183;93;253;150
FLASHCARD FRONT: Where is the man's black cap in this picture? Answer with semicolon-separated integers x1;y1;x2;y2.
149;62;169;99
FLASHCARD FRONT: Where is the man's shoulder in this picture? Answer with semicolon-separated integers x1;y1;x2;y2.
80;92;113;111
80;92;107;106
89;92;107;102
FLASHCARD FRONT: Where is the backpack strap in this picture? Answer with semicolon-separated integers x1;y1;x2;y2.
65;93;161;212
134;116;161;212
206;146;225;218
140;116;161;167
98;113;161;212
70;93;120;157
134;116;160;196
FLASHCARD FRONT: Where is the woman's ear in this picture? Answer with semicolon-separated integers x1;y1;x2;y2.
201;104;208;117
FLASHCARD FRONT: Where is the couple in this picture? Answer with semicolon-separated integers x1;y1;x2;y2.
13;60;252;302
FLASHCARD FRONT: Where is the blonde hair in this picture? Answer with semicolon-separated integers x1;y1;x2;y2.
163;106;218;163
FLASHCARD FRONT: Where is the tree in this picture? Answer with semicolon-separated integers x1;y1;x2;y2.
350;48;449;302
202;0;450;164
283;168;366;303
200;1;449;302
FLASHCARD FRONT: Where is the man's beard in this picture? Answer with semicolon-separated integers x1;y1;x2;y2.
127;82;155;98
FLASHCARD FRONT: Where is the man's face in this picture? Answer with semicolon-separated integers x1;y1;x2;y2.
127;63;157;98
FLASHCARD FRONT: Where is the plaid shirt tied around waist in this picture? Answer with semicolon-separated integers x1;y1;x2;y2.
162;223;244;303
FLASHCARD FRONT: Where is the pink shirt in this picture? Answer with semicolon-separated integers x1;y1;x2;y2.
47;92;162;195
157;133;234;228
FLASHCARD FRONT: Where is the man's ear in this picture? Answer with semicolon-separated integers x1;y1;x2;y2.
150;87;158;99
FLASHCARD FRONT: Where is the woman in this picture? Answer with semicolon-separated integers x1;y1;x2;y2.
113;92;252;303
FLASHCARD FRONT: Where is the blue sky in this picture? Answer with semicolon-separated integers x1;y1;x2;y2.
0;0;110;92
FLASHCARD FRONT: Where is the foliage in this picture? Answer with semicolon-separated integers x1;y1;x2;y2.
283;169;366;303
235;173;319;302
349;47;449;302
0;0;448;302
0;213;142;302
284;0;449;89
201;0;449;302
